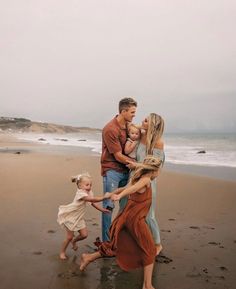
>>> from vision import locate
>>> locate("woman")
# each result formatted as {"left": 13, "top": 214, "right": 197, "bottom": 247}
{"left": 128, "top": 113, "right": 165, "bottom": 256}
{"left": 80, "top": 156, "right": 163, "bottom": 289}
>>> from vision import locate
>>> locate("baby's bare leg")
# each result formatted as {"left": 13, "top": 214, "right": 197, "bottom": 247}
{"left": 80, "top": 251, "right": 102, "bottom": 271}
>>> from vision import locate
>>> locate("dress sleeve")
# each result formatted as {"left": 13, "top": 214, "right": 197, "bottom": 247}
{"left": 74, "top": 190, "right": 88, "bottom": 201}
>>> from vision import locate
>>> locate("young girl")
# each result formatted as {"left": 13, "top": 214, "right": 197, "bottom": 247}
{"left": 124, "top": 123, "right": 141, "bottom": 160}
{"left": 80, "top": 156, "right": 163, "bottom": 289}
{"left": 57, "top": 173, "right": 110, "bottom": 260}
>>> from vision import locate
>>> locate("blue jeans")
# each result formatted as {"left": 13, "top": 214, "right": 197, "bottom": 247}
{"left": 102, "top": 170, "right": 129, "bottom": 242}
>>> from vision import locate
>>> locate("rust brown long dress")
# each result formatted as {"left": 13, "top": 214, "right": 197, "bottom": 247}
{"left": 99, "top": 184, "right": 156, "bottom": 271}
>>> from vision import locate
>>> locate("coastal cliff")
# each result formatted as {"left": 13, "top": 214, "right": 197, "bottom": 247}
{"left": 0, "top": 117, "right": 100, "bottom": 133}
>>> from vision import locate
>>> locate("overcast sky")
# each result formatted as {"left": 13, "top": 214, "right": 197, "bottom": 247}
{"left": 0, "top": 0, "right": 235, "bottom": 132}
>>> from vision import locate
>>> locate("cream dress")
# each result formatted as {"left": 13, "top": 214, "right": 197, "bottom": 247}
{"left": 57, "top": 189, "right": 93, "bottom": 231}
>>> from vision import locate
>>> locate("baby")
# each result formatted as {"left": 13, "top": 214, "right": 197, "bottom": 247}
{"left": 124, "top": 123, "right": 141, "bottom": 160}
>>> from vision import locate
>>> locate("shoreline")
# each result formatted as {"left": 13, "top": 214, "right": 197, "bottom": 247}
{"left": 1, "top": 132, "right": 236, "bottom": 182}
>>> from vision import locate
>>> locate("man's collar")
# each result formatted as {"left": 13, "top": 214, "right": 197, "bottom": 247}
{"left": 115, "top": 115, "right": 127, "bottom": 130}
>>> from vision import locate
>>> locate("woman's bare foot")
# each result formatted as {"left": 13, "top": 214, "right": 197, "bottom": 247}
{"left": 80, "top": 253, "right": 91, "bottom": 271}
{"left": 59, "top": 252, "right": 68, "bottom": 260}
{"left": 72, "top": 240, "right": 78, "bottom": 251}
{"left": 156, "top": 244, "right": 162, "bottom": 256}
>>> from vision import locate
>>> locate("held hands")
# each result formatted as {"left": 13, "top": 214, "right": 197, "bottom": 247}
{"left": 126, "top": 159, "right": 137, "bottom": 170}
{"left": 111, "top": 194, "right": 121, "bottom": 202}
{"left": 103, "top": 191, "right": 120, "bottom": 202}
{"left": 103, "top": 192, "right": 113, "bottom": 199}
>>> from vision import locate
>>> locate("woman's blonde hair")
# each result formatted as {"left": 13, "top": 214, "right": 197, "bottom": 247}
{"left": 71, "top": 172, "right": 91, "bottom": 187}
{"left": 130, "top": 155, "right": 162, "bottom": 185}
{"left": 146, "top": 113, "right": 164, "bottom": 155}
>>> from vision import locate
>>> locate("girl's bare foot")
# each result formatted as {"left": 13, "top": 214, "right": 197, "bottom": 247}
{"left": 72, "top": 240, "right": 78, "bottom": 251}
{"left": 156, "top": 244, "right": 162, "bottom": 256}
{"left": 59, "top": 252, "right": 68, "bottom": 260}
{"left": 80, "top": 253, "right": 91, "bottom": 271}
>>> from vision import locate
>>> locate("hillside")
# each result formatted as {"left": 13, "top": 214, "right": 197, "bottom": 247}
{"left": 0, "top": 117, "right": 100, "bottom": 133}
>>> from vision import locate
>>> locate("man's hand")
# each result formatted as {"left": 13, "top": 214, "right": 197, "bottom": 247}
{"left": 126, "top": 160, "right": 137, "bottom": 170}
{"left": 101, "top": 208, "right": 112, "bottom": 214}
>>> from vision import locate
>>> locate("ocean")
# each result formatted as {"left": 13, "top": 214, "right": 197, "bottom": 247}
{"left": 14, "top": 132, "right": 236, "bottom": 169}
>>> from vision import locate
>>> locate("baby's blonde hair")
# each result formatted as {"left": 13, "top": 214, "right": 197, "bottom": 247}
{"left": 128, "top": 123, "right": 141, "bottom": 135}
{"left": 130, "top": 155, "right": 162, "bottom": 185}
{"left": 71, "top": 172, "right": 91, "bottom": 188}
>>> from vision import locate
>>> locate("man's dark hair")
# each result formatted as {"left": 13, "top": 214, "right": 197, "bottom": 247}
{"left": 119, "top": 97, "right": 137, "bottom": 113}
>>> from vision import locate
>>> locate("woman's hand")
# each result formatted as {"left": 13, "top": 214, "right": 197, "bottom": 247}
{"left": 126, "top": 160, "right": 137, "bottom": 170}
{"left": 111, "top": 194, "right": 121, "bottom": 202}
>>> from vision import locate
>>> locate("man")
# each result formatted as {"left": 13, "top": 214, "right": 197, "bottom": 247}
{"left": 101, "top": 97, "right": 137, "bottom": 242}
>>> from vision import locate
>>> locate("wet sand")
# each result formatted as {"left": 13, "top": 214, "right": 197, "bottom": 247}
{"left": 0, "top": 134, "right": 236, "bottom": 289}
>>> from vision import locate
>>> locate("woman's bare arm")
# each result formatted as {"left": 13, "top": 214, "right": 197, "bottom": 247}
{"left": 111, "top": 177, "right": 150, "bottom": 201}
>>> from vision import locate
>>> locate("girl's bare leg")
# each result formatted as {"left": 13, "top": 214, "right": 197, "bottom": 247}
{"left": 60, "top": 228, "right": 74, "bottom": 260}
{"left": 79, "top": 251, "right": 102, "bottom": 271}
{"left": 142, "top": 263, "right": 155, "bottom": 289}
{"left": 155, "top": 244, "right": 162, "bottom": 256}
{"left": 72, "top": 227, "right": 88, "bottom": 251}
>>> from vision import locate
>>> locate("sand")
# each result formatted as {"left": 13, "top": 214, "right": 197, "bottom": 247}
{"left": 0, "top": 134, "right": 236, "bottom": 289}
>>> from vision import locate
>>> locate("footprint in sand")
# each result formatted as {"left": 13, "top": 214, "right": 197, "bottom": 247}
{"left": 156, "top": 254, "right": 173, "bottom": 264}
{"left": 47, "top": 229, "right": 56, "bottom": 233}
{"left": 208, "top": 241, "right": 221, "bottom": 246}
{"left": 161, "top": 229, "right": 171, "bottom": 233}
{"left": 58, "top": 273, "right": 66, "bottom": 278}
{"left": 92, "top": 223, "right": 99, "bottom": 226}
{"left": 32, "top": 251, "right": 42, "bottom": 255}
{"left": 168, "top": 218, "right": 176, "bottom": 221}
{"left": 219, "top": 266, "right": 228, "bottom": 271}
{"left": 189, "top": 226, "right": 200, "bottom": 230}
{"left": 202, "top": 268, "right": 208, "bottom": 274}
{"left": 203, "top": 226, "right": 215, "bottom": 230}
{"left": 215, "top": 275, "right": 225, "bottom": 280}
{"left": 57, "top": 271, "right": 79, "bottom": 279}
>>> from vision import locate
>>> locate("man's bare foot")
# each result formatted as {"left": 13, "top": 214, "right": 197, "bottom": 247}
{"left": 72, "top": 240, "right": 78, "bottom": 251}
{"left": 142, "top": 286, "right": 155, "bottom": 289}
{"left": 59, "top": 252, "right": 68, "bottom": 260}
{"left": 79, "top": 253, "right": 91, "bottom": 271}
{"left": 156, "top": 244, "right": 163, "bottom": 256}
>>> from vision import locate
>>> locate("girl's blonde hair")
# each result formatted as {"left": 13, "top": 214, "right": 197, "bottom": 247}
{"left": 130, "top": 155, "right": 162, "bottom": 185}
{"left": 71, "top": 172, "right": 91, "bottom": 187}
{"left": 146, "top": 113, "right": 164, "bottom": 155}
